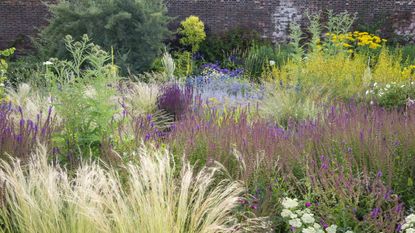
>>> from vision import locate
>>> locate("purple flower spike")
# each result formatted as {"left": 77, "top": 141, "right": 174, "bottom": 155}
{"left": 370, "top": 207, "right": 381, "bottom": 219}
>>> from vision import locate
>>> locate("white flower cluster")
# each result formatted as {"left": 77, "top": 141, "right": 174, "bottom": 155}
{"left": 280, "top": 197, "right": 353, "bottom": 233}
{"left": 401, "top": 214, "right": 415, "bottom": 233}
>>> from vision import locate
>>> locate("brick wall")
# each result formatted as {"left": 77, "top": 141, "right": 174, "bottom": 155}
{"left": 0, "top": 0, "right": 414, "bottom": 50}
{"left": 166, "top": 0, "right": 415, "bottom": 42}
{"left": 0, "top": 0, "right": 56, "bottom": 51}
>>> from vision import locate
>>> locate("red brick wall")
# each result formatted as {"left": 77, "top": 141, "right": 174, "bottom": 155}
{"left": 0, "top": 0, "right": 56, "bottom": 50}
{"left": 0, "top": 0, "right": 414, "bottom": 50}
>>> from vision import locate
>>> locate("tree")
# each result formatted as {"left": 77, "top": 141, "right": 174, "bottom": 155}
{"left": 37, "top": 0, "right": 170, "bottom": 74}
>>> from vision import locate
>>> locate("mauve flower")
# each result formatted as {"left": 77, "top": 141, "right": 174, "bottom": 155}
{"left": 396, "top": 224, "right": 402, "bottom": 232}
{"left": 377, "top": 170, "right": 383, "bottom": 178}
{"left": 305, "top": 202, "right": 312, "bottom": 208}
{"left": 370, "top": 207, "right": 381, "bottom": 219}
{"left": 144, "top": 133, "right": 151, "bottom": 142}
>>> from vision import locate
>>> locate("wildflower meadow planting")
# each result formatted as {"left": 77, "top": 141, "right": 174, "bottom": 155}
{"left": 1, "top": 1, "right": 415, "bottom": 232}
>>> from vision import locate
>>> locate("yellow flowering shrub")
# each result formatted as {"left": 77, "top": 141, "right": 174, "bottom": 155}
{"left": 373, "top": 48, "right": 408, "bottom": 83}
{"left": 402, "top": 65, "right": 415, "bottom": 79}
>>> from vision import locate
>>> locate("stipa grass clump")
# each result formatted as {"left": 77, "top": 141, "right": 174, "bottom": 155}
{"left": 0, "top": 144, "right": 269, "bottom": 233}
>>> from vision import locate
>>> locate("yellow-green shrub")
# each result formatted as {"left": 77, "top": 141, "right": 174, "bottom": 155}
{"left": 373, "top": 48, "right": 408, "bottom": 83}
{"left": 0, "top": 47, "right": 15, "bottom": 97}
{"left": 178, "top": 15, "right": 206, "bottom": 53}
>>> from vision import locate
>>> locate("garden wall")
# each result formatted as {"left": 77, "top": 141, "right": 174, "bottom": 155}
{"left": 0, "top": 0, "right": 56, "bottom": 50}
{"left": 0, "top": 0, "right": 414, "bottom": 49}
{"left": 166, "top": 0, "right": 415, "bottom": 42}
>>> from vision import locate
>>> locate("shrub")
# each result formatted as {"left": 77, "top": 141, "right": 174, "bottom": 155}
{"left": 6, "top": 56, "right": 44, "bottom": 88}
{"left": 37, "top": 0, "right": 170, "bottom": 74}
{"left": 178, "top": 15, "right": 206, "bottom": 53}
{"left": 0, "top": 144, "right": 269, "bottom": 233}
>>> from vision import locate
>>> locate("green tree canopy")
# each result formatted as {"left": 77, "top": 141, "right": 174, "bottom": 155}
{"left": 37, "top": 0, "right": 171, "bottom": 74}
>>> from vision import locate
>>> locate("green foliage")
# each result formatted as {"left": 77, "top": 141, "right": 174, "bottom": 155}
{"left": 401, "top": 45, "right": 415, "bottom": 64}
{"left": 47, "top": 35, "right": 119, "bottom": 162}
{"left": 7, "top": 56, "right": 43, "bottom": 88}
{"left": 0, "top": 47, "right": 15, "bottom": 97}
{"left": 199, "top": 28, "right": 260, "bottom": 68}
{"left": 37, "top": 0, "right": 170, "bottom": 75}
{"left": 326, "top": 10, "right": 356, "bottom": 35}
{"left": 306, "top": 12, "right": 322, "bottom": 53}
{"left": 288, "top": 22, "right": 304, "bottom": 62}
{"left": 324, "top": 11, "right": 356, "bottom": 55}
{"left": 177, "top": 15, "right": 206, "bottom": 53}
{"left": 244, "top": 44, "right": 290, "bottom": 82}
{"left": 173, "top": 51, "right": 194, "bottom": 78}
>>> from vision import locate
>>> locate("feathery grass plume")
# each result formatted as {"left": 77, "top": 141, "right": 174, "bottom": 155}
{"left": 121, "top": 81, "right": 160, "bottom": 116}
{"left": 259, "top": 84, "right": 324, "bottom": 127}
{"left": 0, "top": 144, "right": 268, "bottom": 233}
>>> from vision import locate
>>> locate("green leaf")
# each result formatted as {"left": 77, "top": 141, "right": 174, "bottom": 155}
{"left": 408, "top": 177, "right": 413, "bottom": 187}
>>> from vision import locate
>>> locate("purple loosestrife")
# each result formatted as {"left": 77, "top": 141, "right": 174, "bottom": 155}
{"left": 0, "top": 102, "right": 54, "bottom": 161}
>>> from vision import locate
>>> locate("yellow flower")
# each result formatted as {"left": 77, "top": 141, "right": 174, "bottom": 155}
{"left": 369, "top": 43, "right": 380, "bottom": 49}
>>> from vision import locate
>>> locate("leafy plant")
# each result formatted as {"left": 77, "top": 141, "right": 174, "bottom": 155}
{"left": 46, "top": 35, "right": 120, "bottom": 163}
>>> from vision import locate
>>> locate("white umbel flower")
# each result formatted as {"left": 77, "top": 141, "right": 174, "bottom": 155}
{"left": 326, "top": 225, "right": 338, "bottom": 233}
{"left": 301, "top": 213, "right": 315, "bottom": 224}
{"left": 289, "top": 218, "right": 302, "bottom": 228}
{"left": 282, "top": 197, "right": 299, "bottom": 209}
